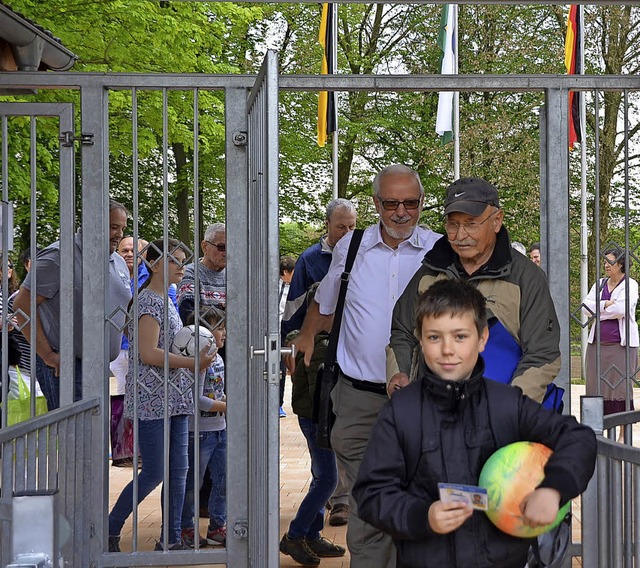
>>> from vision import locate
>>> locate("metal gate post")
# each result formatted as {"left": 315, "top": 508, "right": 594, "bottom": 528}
{"left": 81, "top": 83, "right": 110, "bottom": 566}
{"left": 225, "top": 83, "right": 251, "bottom": 568}
{"left": 581, "top": 396, "right": 603, "bottom": 568}
{"left": 541, "top": 88, "right": 571, "bottom": 406}
{"left": 244, "top": 50, "right": 280, "bottom": 568}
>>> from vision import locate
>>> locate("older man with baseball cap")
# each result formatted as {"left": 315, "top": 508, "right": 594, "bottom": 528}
{"left": 386, "top": 177, "right": 562, "bottom": 405}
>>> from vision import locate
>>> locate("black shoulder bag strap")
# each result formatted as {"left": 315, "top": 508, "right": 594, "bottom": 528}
{"left": 325, "top": 228, "right": 364, "bottom": 370}
{"left": 313, "top": 228, "right": 364, "bottom": 448}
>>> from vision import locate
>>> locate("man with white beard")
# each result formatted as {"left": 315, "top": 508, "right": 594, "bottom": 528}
{"left": 292, "top": 165, "right": 440, "bottom": 568}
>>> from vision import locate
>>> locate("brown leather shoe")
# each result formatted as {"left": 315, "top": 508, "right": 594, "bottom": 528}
{"left": 328, "top": 503, "right": 349, "bottom": 526}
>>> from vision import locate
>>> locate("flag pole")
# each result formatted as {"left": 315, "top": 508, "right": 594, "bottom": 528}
{"left": 578, "top": 6, "right": 588, "bottom": 371}
{"left": 332, "top": 3, "right": 339, "bottom": 199}
{"left": 453, "top": 4, "right": 460, "bottom": 179}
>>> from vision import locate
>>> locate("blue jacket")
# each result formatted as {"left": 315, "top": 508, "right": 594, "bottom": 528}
{"left": 281, "top": 237, "right": 333, "bottom": 341}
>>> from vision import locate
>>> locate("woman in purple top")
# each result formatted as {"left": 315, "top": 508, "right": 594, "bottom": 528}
{"left": 582, "top": 247, "right": 639, "bottom": 415}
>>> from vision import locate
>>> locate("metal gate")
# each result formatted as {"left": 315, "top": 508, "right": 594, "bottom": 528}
{"left": 0, "top": 52, "right": 280, "bottom": 567}
{"left": 1, "top": 60, "right": 640, "bottom": 567}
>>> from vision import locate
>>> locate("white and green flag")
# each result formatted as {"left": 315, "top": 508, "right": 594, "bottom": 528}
{"left": 435, "top": 4, "right": 457, "bottom": 145}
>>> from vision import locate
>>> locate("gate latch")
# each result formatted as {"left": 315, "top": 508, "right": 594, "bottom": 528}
{"left": 233, "top": 520, "right": 248, "bottom": 539}
{"left": 59, "top": 131, "right": 94, "bottom": 147}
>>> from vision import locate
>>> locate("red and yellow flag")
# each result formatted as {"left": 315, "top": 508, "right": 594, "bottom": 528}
{"left": 318, "top": 3, "right": 337, "bottom": 147}
{"left": 564, "top": 5, "right": 582, "bottom": 150}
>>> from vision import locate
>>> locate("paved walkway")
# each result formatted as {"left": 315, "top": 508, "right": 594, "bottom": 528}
{"left": 110, "top": 383, "right": 598, "bottom": 567}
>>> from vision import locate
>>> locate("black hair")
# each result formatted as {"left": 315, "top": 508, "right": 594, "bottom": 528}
{"left": 415, "top": 279, "right": 487, "bottom": 337}
{"left": 185, "top": 305, "right": 226, "bottom": 332}
{"left": 529, "top": 242, "right": 540, "bottom": 254}
{"left": 604, "top": 246, "right": 627, "bottom": 274}
{"left": 20, "top": 247, "right": 38, "bottom": 269}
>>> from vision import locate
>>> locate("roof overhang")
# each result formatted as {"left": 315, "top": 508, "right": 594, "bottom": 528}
{"left": 0, "top": 3, "right": 77, "bottom": 72}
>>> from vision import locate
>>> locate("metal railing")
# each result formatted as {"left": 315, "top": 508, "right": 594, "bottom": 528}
{"left": 581, "top": 396, "right": 640, "bottom": 568}
{"left": 0, "top": 397, "right": 99, "bottom": 567}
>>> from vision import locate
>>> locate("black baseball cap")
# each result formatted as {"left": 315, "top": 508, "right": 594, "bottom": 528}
{"left": 444, "top": 178, "right": 500, "bottom": 216}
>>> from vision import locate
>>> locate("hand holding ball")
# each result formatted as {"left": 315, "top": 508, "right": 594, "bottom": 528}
{"left": 171, "top": 325, "right": 214, "bottom": 357}
{"left": 478, "top": 441, "right": 570, "bottom": 538}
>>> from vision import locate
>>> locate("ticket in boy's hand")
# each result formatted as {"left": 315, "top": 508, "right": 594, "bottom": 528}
{"left": 437, "top": 483, "right": 488, "bottom": 511}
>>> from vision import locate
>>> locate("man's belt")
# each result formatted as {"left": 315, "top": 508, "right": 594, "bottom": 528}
{"left": 338, "top": 367, "right": 387, "bottom": 396}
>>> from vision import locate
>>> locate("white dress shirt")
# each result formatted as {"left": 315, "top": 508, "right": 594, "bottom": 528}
{"left": 315, "top": 223, "right": 440, "bottom": 383}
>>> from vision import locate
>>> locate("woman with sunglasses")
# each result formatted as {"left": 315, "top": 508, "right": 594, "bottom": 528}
{"left": 108, "top": 238, "right": 215, "bottom": 552}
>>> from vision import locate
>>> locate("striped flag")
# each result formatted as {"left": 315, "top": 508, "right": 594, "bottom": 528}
{"left": 564, "top": 5, "right": 582, "bottom": 150}
{"left": 318, "top": 3, "right": 337, "bottom": 147}
{"left": 435, "top": 4, "right": 457, "bottom": 145}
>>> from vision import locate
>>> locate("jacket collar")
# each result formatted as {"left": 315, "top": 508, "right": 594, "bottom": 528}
{"left": 422, "top": 226, "right": 513, "bottom": 280}
{"left": 421, "top": 357, "right": 485, "bottom": 413}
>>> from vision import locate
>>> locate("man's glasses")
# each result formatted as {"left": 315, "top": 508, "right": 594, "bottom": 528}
{"left": 206, "top": 241, "right": 226, "bottom": 252}
{"left": 378, "top": 197, "right": 422, "bottom": 211}
{"left": 444, "top": 209, "right": 500, "bottom": 237}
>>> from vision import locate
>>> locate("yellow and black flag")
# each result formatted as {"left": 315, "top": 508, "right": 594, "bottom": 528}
{"left": 564, "top": 5, "right": 582, "bottom": 150}
{"left": 318, "top": 3, "right": 337, "bottom": 147}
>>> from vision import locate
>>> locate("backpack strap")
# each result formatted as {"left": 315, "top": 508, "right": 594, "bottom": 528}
{"left": 393, "top": 385, "right": 424, "bottom": 486}
{"left": 485, "top": 378, "right": 520, "bottom": 448}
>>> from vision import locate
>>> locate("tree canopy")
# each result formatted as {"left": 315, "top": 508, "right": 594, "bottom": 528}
{"left": 1, "top": 1, "right": 639, "bottom": 282}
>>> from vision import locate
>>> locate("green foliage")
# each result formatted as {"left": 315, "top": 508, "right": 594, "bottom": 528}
{"left": 279, "top": 221, "right": 322, "bottom": 258}
{"left": 2, "top": 0, "right": 263, "bottom": 249}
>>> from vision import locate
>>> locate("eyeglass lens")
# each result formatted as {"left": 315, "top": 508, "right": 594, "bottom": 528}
{"left": 380, "top": 199, "right": 421, "bottom": 211}
{"left": 209, "top": 242, "right": 226, "bottom": 252}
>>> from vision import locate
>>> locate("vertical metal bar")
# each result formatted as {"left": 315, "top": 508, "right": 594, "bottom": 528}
{"left": 37, "top": 426, "right": 47, "bottom": 489}
{"left": 635, "top": 464, "right": 640, "bottom": 568}
{"left": 192, "top": 87, "right": 202, "bottom": 547}
{"left": 29, "top": 115, "right": 37, "bottom": 410}
{"left": 161, "top": 86, "right": 170, "bottom": 550}
{"left": 225, "top": 84, "right": 250, "bottom": 567}
{"left": 593, "top": 90, "right": 602, "bottom": 395}
{"left": 1, "top": 118, "right": 9, "bottom": 419}
{"left": 245, "top": 49, "right": 280, "bottom": 568}
{"left": 1, "top": 116, "right": 7, "bottom": 428}
{"left": 80, "top": 82, "right": 109, "bottom": 563}
{"left": 538, "top": 106, "right": 547, "bottom": 276}
{"left": 58, "top": 104, "right": 76, "bottom": 408}
{"left": 131, "top": 86, "right": 140, "bottom": 552}
{"left": 621, "top": 90, "right": 633, "bottom": 568}
{"left": 264, "top": 52, "right": 281, "bottom": 568}
{"left": 542, "top": 88, "right": 570, "bottom": 407}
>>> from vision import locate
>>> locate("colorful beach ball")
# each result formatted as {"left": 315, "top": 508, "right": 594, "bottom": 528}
{"left": 478, "top": 441, "right": 570, "bottom": 538}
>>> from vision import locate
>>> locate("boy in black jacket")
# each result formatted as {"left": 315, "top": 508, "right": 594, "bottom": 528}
{"left": 353, "top": 280, "right": 596, "bottom": 568}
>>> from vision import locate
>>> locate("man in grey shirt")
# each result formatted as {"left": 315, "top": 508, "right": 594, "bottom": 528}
{"left": 13, "top": 199, "right": 131, "bottom": 410}
{"left": 177, "top": 222, "right": 226, "bottom": 323}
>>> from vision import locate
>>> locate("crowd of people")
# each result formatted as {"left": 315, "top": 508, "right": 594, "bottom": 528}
{"left": 1, "top": 204, "right": 230, "bottom": 552}
{"left": 0, "top": 163, "right": 630, "bottom": 566}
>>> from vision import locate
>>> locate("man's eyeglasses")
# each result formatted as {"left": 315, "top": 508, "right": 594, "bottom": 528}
{"left": 378, "top": 197, "right": 422, "bottom": 211}
{"left": 444, "top": 209, "right": 500, "bottom": 237}
{"left": 206, "top": 241, "right": 226, "bottom": 252}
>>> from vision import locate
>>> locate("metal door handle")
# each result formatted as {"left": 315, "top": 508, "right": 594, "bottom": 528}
{"left": 250, "top": 341, "right": 296, "bottom": 358}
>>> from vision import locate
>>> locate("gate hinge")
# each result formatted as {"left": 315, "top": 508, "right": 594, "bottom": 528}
{"left": 59, "top": 131, "right": 94, "bottom": 147}
{"left": 232, "top": 131, "right": 248, "bottom": 146}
